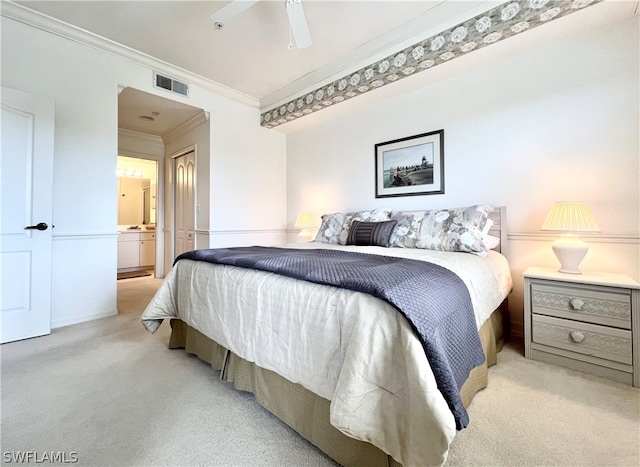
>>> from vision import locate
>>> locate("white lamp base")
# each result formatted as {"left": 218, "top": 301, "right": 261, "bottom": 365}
{"left": 551, "top": 236, "right": 589, "bottom": 274}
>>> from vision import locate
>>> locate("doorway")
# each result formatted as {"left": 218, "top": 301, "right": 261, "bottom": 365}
{"left": 117, "top": 86, "right": 205, "bottom": 312}
{"left": 116, "top": 155, "right": 158, "bottom": 280}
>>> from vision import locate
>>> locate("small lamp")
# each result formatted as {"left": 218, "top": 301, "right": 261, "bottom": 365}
{"left": 540, "top": 202, "right": 600, "bottom": 274}
{"left": 294, "top": 212, "right": 316, "bottom": 238}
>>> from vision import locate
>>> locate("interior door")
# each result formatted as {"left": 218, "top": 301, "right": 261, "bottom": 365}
{"left": 174, "top": 151, "right": 195, "bottom": 257}
{"left": 1, "top": 87, "right": 55, "bottom": 343}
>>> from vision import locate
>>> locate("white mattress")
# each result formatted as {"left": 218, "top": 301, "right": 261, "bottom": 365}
{"left": 142, "top": 244, "right": 512, "bottom": 466}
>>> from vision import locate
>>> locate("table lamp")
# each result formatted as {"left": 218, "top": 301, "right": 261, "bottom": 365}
{"left": 294, "top": 212, "right": 316, "bottom": 238}
{"left": 540, "top": 202, "right": 600, "bottom": 274}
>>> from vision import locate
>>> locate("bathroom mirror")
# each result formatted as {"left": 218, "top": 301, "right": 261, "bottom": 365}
{"left": 118, "top": 177, "right": 151, "bottom": 225}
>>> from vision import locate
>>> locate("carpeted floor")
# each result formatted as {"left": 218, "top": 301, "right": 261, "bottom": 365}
{"left": 116, "top": 275, "right": 164, "bottom": 315}
{"left": 1, "top": 277, "right": 639, "bottom": 466}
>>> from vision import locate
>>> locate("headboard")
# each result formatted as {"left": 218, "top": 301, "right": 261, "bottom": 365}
{"left": 488, "top": 206, "right": 508, "bottom": 259}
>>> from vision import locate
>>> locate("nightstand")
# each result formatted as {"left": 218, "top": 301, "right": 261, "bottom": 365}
{"left": 523, "top": 266, "right": 639, "bottom": 387}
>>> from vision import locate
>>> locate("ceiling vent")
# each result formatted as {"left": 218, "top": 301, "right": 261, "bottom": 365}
{"left": 153, "top": 72, "right": 189, "bottom": 97}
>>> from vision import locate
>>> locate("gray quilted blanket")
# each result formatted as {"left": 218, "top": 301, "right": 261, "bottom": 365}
{"left": 176, "top": 246, "right": 485, "bottom": 429}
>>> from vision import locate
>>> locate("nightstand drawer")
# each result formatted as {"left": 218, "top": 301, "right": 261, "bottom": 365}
{"left": 532, "top": 314, "right": 632, "bottom": 365}
{"left": 531, "top": 282, "right": 631, "bottom": 329}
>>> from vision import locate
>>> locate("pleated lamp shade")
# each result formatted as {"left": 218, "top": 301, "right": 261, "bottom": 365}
{"left": 541, "top": 202, "right": 600, "bottom": 233}
{"left": 294, "top": 212, "right": 316, "bottom": 238}
{"left": 541, "top": 202, "right": 600, "bottom": 274}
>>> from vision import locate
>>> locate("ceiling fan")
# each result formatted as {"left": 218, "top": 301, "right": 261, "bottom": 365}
{"left": 210, "top": 0, "right": 312, "bottom": 49}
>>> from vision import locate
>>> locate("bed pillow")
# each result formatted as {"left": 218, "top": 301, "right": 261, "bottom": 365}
{"left": 314, "top": 209, "right": 392, "bottom": 244}
{"left": 483, "top": 234, "right": 501, "bottom": 251}
{"left": 314, "top": 212, "right": 346, "bottom": 244}
{"left": 338, "top": 209, "right": 392, "bottom": 245}
{"left": 416, "top": 205, "right": 495, "bottom": 255}
{"left": 346, "top": 220, "right": 398, "bottom": 247}
{"left": 388, "top": 210, "right": 427, "bottom": 248}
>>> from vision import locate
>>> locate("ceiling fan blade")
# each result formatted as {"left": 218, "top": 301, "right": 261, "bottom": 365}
{"left": 210, "top": 0, "right": 260, "bottom": 26}
{"left": 286, "top": 0, "right": 312, "bottom": 49}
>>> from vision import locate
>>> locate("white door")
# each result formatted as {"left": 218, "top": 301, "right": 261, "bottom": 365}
{"left": 174, "top": 151, "right": 195, "bottom": 257}
{"left": 1, "top": 87, "right": 54, "bottom": 343}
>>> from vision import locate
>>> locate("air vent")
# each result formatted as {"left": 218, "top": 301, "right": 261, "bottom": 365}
{"left": 153, "top": 72, "right": 189, "bottom": 97}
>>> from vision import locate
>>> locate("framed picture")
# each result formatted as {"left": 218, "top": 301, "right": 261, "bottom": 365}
{"left": 375, "top": 130, "right": 444, "bottom": 198}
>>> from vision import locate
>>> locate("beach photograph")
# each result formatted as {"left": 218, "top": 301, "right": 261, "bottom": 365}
{"left": 382, "top": 142, "right": 434, "bottom": 188}
{"left": 375, "top": 129, "right": 444, "bottom": 198}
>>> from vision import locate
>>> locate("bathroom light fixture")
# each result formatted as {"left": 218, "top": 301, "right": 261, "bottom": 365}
{"left": 116, "top": 169, "right": 143, "bottom": 177}
{"left": 540, "top": 202, "right": 600, "bottom": 274}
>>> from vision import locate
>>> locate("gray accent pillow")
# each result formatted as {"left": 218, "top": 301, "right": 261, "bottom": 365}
{"left": 346, "top": 220, "right": 398, "bottom": 247}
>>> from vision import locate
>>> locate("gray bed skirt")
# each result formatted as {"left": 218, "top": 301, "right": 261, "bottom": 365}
{"left": 167, "top": 306, "right": 506, "bottom": 467}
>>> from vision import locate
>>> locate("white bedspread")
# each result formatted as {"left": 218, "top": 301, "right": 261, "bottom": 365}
{"left": 141, "top": 244, "right": 512, "bottom": 466}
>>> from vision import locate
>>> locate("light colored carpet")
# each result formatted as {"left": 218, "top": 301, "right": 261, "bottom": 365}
{"left": 116, "top": 275, "right": 164, "bottom": 315}
{"left": 447, "top": 343, "right": 640, "bottom": 467}
{"left": 1, "top": 277, "right": 639, "bottom": 467}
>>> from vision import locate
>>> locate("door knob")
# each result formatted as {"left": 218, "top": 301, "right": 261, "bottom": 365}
{"left": 24, "top": 222, "right": 48, "bottom": 231}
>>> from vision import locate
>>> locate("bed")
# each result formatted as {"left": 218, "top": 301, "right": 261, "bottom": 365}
{"left": 142, "top": 205, "right": 512, "bottom": 467}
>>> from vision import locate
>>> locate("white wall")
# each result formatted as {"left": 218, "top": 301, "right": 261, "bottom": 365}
{"left": 285, "top": 17, "right": 640, "bottom": 336}
{"left": 1, "top": 16, "right": 287, "bottom": 328}
{"left": 208, "top": 99, "right": 288, "bottom": 247}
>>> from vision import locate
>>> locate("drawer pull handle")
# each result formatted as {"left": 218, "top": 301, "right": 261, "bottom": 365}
{"left": 569, "top": 330, "right": 585, "bottom": 343}
{"left": 569, "top": 298, "right": 584, "bottom": 311}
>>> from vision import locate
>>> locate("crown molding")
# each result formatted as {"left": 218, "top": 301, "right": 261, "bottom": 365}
{"left": 163, "top": 111, "right": 209, "bottom": 143}
{"left": 259, "top": 0, "right": 633, "bottom": 129}
{"left": 260, "top": 0, "right": 504, "bottom": 111}
{"left": 4, "top": 0, "right": 634, "bottom": 131}
{"left": 118, "top": 128, "right": 165, "bottom": 156}
{"left": 1, "top": 1, "right": 259, "bottom": 109}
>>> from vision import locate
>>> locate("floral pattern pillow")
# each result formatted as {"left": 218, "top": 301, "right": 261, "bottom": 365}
{"left": 314, "top": 209, "right": 391, "bottom": 244}
{"left": 389, "top": 210, "right": 427, "bottom": 248}
{"left": 416, "top": 205, "right": 495, "bottom": 255}
{"left": 314, "top": 212, "right": 346, "bottom": 244}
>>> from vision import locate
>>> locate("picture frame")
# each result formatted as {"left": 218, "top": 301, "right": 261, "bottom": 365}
{"left": 375, "top": 129, "right": 444, "bottom": 198}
